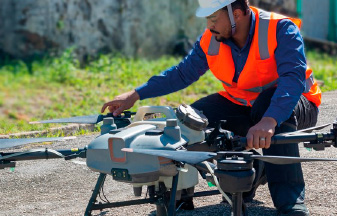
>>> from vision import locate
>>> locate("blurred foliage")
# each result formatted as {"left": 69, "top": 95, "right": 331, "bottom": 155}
{"left": 0, "top": 48, "right": 336, "bottom": 134}
{"left": 306, "top": 50, "right": 337, "bottom": 91}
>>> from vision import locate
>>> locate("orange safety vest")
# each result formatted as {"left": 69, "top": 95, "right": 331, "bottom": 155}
{"left": 200, "top": 6, "right": 321, "bottom": 107}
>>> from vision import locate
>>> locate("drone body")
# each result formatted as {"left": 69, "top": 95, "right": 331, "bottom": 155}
{"left": 87, "top": 106, "right": 206, "bottom": 194}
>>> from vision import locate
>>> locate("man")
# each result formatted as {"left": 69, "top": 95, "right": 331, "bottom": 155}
{"left": 101, "top": 0, "right": 321, "bottom": 215}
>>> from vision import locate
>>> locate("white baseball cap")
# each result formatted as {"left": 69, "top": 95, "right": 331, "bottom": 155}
{"left": 196, "top": 0, "right": 237, "bottom": 17}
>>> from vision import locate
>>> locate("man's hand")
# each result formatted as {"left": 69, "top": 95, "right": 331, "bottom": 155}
{"left": 101, "top": 90, "right": 140, "bottom": 116}
{"left": 246, "top": 117, "right": 277, "bottom": 150}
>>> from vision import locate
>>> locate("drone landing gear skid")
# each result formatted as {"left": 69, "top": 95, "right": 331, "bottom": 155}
{"left": 84, "top": 173, "right": 182, "bottom": 216}
{"left": 84, "top": 168, "right": 248, "bottom": 216}
{"left": 84, "top": 173, "right": 162, "bottom": 215}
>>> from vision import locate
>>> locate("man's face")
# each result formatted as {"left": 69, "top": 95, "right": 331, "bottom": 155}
{"left": 206, "top": 9, "right": 232, "bottom": 42}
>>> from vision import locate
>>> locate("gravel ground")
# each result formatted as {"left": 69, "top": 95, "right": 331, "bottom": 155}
{"left": 0, "top": 91, "right": 337, "bottom": 216}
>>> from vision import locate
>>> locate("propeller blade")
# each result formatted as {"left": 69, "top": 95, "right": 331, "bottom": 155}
{"left": 0, "top": 137, "right": 76, "bottom": 149}
{"left": 280, "top": 121, "right": 336, "bottom": 135}
{"left": 297, "top": 122, "right": 334, "bottom": 133}
{"left": 30, "top": 111, "right": 136, "bottom": 125}
{"left": 251, "top": 155, "right": 337, "bottom": 165}
{"left": 30, "top": 114, "right": 110, "bottom": 124}
{"left": 122, "top": 148, "right": 217, "bottom": 165}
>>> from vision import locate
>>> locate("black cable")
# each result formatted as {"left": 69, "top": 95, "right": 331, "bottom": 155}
{"left": 101, "top": 180, "right": 110, "bottom": 203}
{"left": 98, "top": 188, "right": 105, "bottom": 202}
{"left": 96, "top": 175, "right": 109, "bottom": 203}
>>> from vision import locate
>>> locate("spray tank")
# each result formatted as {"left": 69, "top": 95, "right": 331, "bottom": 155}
{"left": 86, "top": 105, "right": 208, "bottom": 196}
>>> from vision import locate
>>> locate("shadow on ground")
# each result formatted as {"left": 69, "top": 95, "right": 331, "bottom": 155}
{"left": 145, "top": 201, "right": 277, "bottom": 216}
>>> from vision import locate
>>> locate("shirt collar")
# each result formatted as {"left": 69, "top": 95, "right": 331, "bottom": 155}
{"left": 224, "top": 9, "right": 256, "bottom": 51}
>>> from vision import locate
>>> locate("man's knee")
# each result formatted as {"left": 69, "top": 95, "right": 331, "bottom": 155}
{"left": 295, "top": 96, "right": 318, "bottom": 130}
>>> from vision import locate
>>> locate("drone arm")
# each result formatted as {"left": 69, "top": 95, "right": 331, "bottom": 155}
{"left": 232, "top": 131, "right": 336, "bottom": 151}
{"left": 185, "top": 141, "right": 219, "bottom": 152}
{"left": 272, "top": 132, "right": 333, "bottom": 145}
{"left": 272, "top": 132, "right": 336, "bottom": 151}
{"left": 0, "top": 148, "right": 87, "bottom": 162}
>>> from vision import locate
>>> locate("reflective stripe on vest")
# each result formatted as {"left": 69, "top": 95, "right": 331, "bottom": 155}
{"left": 227, "top": 92, "right": 256, "bottom": 106}
{"left": 208, "top": 36, "right": 220, "bottom": 56}
{"left": 220, "top": 74, "right": 278, "bottom": 93}
{"left": 220, "top": 79, "right": 232, "bottom": 87}
{"left": 245, "top": 79, "right": 278, "bottom": 93}
{"left": 258, "top": 10, "right": 271, "bottom": 60}
{"left": 227, "top": 92, "right": 248, "bottom": 106}
{"left": 304, "top": 74, "right": 315, "bottom": 93}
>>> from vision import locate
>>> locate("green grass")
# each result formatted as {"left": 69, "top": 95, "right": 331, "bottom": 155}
{"left": 0, "top": 49, "right": 336, "bottom": 135}
{"left": 306, "top": 51, "right": 337, "bottom": 91}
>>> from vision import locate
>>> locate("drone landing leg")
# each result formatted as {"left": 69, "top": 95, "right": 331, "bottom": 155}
{"left": 231, "top": 192, "right": 247, "bottom": 216}
{"left": 167, "top": 172, "right": 180, "bottom": 216}
{"left": 84, "top": 173, "right": 107, "bottom": 216}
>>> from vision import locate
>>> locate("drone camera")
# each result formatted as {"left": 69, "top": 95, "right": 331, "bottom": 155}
{"left": 111, "top": 168, "right": 132, "bottom": 181}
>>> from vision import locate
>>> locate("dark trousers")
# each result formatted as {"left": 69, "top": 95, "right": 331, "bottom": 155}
{"left": 191, "top": 87, "right": 318, "bottom": 209}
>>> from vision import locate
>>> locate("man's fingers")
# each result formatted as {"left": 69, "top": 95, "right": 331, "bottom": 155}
{"left": 101, "top": 102, "right": 115, "bottom": 113}
{"left": 246, "top": 133, "right": 253, "bottom": 149}
{"left": 101, "top": 101, "right": 121, "bottom": 113}
{"left": 253, "top": 134, "right": 260, "bottom": 149}
{"left": 113, "top": 106, "right": 126, "bottom": 117}
{"left": 101, "top": 103, "right": 108, "bottom": 113}
{"left": 259, "top": 138, "right": 266, "bottom": 149}
{"left": 108, "top": 105, "right": 119, "bottom": 113}
{"left": 245, "top": 117, "right": 276, "bottom": 150}
{"left": 265, "top": 136, "right": 272, "bottom": 149}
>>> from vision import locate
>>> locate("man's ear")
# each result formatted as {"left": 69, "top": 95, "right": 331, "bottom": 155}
{"left": 233, "top": 9, "right": 243, "bottom": 20}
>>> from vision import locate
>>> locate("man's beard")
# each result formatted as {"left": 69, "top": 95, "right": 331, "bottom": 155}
{"left": 215, "top": 36, "right": 226, "bottom": 42}
{"left": 210, "top": 29, "right": 229, "bottom": 42}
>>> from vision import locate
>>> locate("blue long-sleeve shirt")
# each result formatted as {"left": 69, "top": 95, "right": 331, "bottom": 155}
{"left": 136, "top": 10, "right": 307, "bottom": 125}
